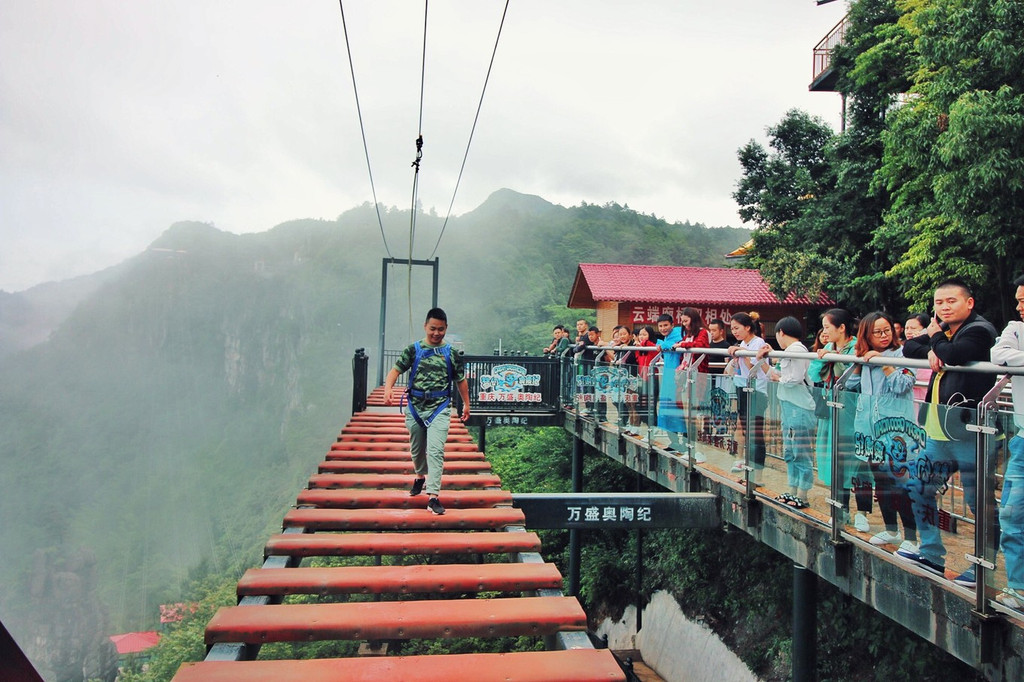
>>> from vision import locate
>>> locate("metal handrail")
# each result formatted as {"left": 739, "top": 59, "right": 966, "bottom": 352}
{"left": 812, "top": 15, "right": 850, "bottom": 82}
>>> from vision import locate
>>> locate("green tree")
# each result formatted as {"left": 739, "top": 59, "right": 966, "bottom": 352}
{"left": 733, "top": 109, "right": 838, "bottom": 304}
{"left": 879, "top": 0, "right": 1024, "bottom": 320}
{"left": 735, "top": 0, "right": 918, "bottom": 313}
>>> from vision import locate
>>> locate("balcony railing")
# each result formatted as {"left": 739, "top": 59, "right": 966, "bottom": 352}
{"left": 811, "top": 15, "right": 850, "bottom": 91}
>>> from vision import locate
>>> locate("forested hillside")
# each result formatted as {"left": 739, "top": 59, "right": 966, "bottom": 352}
{"left": 0, "top": 189, "right": 748, "bottom": 677}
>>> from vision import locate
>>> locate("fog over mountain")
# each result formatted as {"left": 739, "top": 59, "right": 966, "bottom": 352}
{"left": 0, "top": 189, "right": 748, "bottom": 674}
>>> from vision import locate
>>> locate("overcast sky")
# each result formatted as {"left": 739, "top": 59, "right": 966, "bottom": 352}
{"left": 0, "top": 1, "right": 847, "bottom": 293}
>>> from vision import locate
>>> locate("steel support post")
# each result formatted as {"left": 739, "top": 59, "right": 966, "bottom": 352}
{"left": 377, "top": 260, "right": 388, "bottom": 387}
{"left": 792, "top": 563, "right": 817, "bottom": 682}
{"left": 568, "top": 436, "right": 584, "bottom": 596}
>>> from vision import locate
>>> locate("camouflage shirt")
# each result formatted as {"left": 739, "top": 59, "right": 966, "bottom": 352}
{"left": 394, "top": 341, "right": 465, "bottom": 413}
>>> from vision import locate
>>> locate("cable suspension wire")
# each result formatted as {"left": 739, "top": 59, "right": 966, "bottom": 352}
{"left": 407, "top": 0, "right": 429, "bottom": 337}
{"left": 429, "top": 0, "right": 510, "bottom": 259}
{"left": 338, "top": 0, "right": 394, "bottom": 259}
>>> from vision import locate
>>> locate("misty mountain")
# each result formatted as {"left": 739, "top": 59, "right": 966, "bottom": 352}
{"left": 0, "top": 189, "right": 748, "bottom": 669}
{"left": 0, "top": 265, "right": 126, "bottom": 359}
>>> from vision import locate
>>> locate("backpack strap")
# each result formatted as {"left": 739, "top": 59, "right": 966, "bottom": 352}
{"left": 405, "top": 342, "right": 455, "bottom": 428}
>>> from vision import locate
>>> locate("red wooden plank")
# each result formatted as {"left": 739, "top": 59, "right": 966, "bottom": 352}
{"left": 264, "top": 531, "right": 540, "bottom": 558}
{"left": 342, "top": 423, "right": 471, "bottom": 432}
{"left": 338, "top": 428, "right": 474, "bottom": 439}
{"left": 295, "top": 489, "right": 512, "bottom": 509}
{"left": 205, "top": 596, "right": 587, "bottom": 645}
{"left": 334, "top": 433, "right": 411, "bottom": 443}
{"left": 317, "top": 460, "right": 492, "bottom": 474}
{"left": 307, "top": 473, "right": 502, "bottom": 489}
{"left": 341, "top": 426, "right": 421, "bottom": 435}
{"left": 282, "top": 507, "right": 524, "bottom": 531}
{"left": 173, "top": 649, "right": 625, "bottom": 682}
{"left": 331, "top": 441, "right": 480, "bottom": 452}
{"left": 324, "top": 450, "right": 485, "bottom": 461}
{"left": 236, "top": 562, "right": 563, "bottom": 597}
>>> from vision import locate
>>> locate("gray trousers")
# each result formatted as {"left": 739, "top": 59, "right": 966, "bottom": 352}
{"left": 406, "top": 408, "right": 451, "bottom": 496}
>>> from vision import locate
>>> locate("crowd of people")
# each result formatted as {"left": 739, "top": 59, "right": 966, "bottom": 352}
{"left": 563, "top": 276, "right": 1024, "bottom": 611}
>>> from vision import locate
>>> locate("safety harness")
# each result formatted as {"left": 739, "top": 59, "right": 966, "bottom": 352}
{"left": 403, "top": 341, "right": 455, "bottom": 428}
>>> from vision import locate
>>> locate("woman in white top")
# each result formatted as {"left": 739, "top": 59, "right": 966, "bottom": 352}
{"left": 758, "top": 316, "right": 815, "bottom": 507}
{"left": 727, "top": 312, "right": 769, "bottom": 485}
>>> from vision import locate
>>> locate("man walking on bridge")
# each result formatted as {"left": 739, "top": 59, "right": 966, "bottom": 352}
{"left": 383, "top": 308, "right": 470, "bottom": 515}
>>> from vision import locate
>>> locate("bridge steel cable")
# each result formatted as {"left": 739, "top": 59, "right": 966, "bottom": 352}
{"left": 407, "top": 0, "right": 429, "bottom": 336}
{"left": 337, "top": 0, "right": 394, "bottom": 259}
{"left": 429, "top": 0, "right": 510, "bottom": 259}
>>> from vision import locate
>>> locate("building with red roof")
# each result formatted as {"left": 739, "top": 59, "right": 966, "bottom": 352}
{"left": 109, "top": 631, "right": 160, "bottom": 669}
{"left": 568, "top": 263, "right": 832, "bottom": 337}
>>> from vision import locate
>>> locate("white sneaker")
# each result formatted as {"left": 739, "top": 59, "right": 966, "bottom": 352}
{"left": 730, "top": 460, "right": 744, "bottom": 473}
{"left": 897, "top": 540, "right": 919, "bottom": 555}
{"left": 996, "top": 587, "right": 1024, "bottom": 611}
{"left": 853, "top": 512, "right": 871, "bottom": 533}
{"left": 694, "top": 452, "right": 707, "bottom": 463}
{"left": 869, "top": 530, "right": 901, "bottom": 546}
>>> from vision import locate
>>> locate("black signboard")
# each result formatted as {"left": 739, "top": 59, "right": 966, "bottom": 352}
{"left": 511, "top": 493, "right": 720, "bottom": 529}
{"left": 461, "top": 355, "right": 563, "bottom": 426}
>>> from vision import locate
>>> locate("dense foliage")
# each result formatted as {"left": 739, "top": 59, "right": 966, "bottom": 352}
{"left": 736, "top": 0, "right": 1024, "bottom": 324}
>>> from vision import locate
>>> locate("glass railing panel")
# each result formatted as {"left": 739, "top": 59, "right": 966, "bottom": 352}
{"left": 843, "top": 378, "right": 920, "bottom": 548}
{"left": 646, "top": 359, "right": 685, "bottom": 451}
{"left": 858, "top": 391, "right": 982, "bottom": 583}
{"left": 733, "top": 376, "right": 769, "bottom": 487}
{"left": 572, "top": 356, "right": 600, "bottom": 420}
{"left": 693, "top": 369, "right": 740, "bottom": 466}
{"left": 627, "top": 346, "right": 661, "bottom": 441}
{"left": 598, "top": 358, "right": 637, "bottom": 431}
{"left": 990, "top": 405, "right": 1023, "bottom": 614}
{"left": 760, "top": 373, "right": 820, "bottom": 515}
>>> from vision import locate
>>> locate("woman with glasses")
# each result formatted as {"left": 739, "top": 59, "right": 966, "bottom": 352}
{"left": 846, "top": 312, "right": 919, "bottom": 553}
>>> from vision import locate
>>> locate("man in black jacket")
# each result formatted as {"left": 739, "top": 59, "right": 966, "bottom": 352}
{"left": 894, "top": 280, "right": 998, "bottom": 586}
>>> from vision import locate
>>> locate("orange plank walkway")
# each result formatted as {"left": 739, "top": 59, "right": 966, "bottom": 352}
{"left": 173, "top": 397, "right": 623, "bottom": 681}
{"left": 174, "top": 649, "right": 624, "bottom": 682}
{"left": 236, "top": 562, "right": 564, "bottom": 597}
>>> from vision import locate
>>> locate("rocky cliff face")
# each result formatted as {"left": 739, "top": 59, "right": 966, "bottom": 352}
{"left": 22, "top": 548, "right": 118, "bottom": 682}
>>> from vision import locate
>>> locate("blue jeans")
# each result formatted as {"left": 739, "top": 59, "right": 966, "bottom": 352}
{"left": 905, "top": 437, "right": 999, "bottom": 566}
{"left": 1000, "top": 435, "right": 1024, "bottom": 589}
{"left": 780, "top": 401, "right": 815, "bottom": 492}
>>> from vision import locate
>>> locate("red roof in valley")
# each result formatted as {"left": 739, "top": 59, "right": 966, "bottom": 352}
{"left": 568, "top": 263, "right": 832, "bottom": 308}
{"left": 109, "top": 631, "right": 161, "bottom": 655}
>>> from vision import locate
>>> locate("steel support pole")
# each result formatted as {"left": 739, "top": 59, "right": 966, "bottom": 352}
{"left": 568, "top": 436, "right": 584, "bottom": 596}
{"left": 636, "top": 469, "right": 644, "bottom": 632}
{"left": 377, "top": 259, "right": 389, "bottom": 387}
{"left": 792, "top": 563, "right": 817, "bottom": 682}
{"left": 636, "top": 527, "right": 643, "bottom": 632}
{"left": 431, "top": 258, "right": 439, "bottom": 308}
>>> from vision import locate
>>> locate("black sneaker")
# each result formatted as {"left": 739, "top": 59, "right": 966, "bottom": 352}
{"left": 427, "top": 497, "right": 445, "bottom": 515}
{"left": 409, "top": 477, "right": 425, "bottom": 496}
{"left": 893, "top": 547, "right": 945, "bottom": 577}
